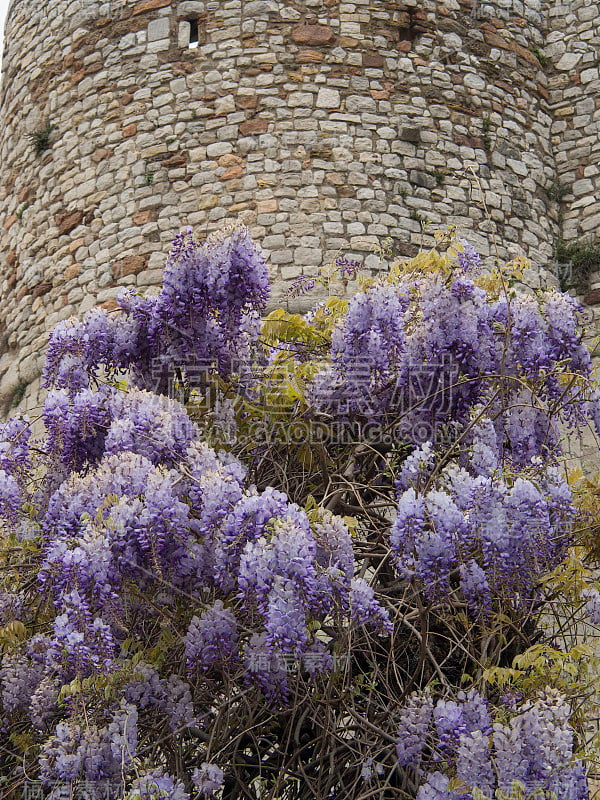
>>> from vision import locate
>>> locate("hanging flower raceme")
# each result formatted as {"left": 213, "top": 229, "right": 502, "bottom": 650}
{"left": 105, "top": 389, "right": 197, "bottom": 466}
{"left": 396, "top": 689, "right": 587, "bottom": 800}
{"left": 42, "top": 227, "right": 269, "bottom": 398}
{"left": 310, "top": 249, "right": 600, "bottom": 462}
{"left": 124, "top": 769, "right": 190, "bottom": 800}
{"left": 1, "top": 648, "right": 46, "bottom": 717}
{"left": 49, "top": 589, "right": 116, "bottom": 675}
{"left": 40, "top": 450, "right": 194, "bottom": 642}
{"left": 185, "top": 600, "right": 239, "bottom": 673}
{"left": 39, "top": 702, "right": 138, "bottom": 785}
{"left": 0, "top": 416, "right": 32, "bottom": 525}
{"left": 0, "top": 416, "right": 32, "bottom": 476}
{"left": 151, "top": 225, "right": 269, "bottom": 373}
{"left": 0, "top": 468, "right": 22, "bottom": 523}
{"left": 310, "top": 282, "right": 410, "bottom": 419}
{"left": 399, "top": 275, "right": 496, "bottom": 425}
{"left": 42, "top": 386, "right": 112, "bottom": 472}
{"left": 193, "top": 763, "right": 225, "bottom": 797}
{"left": 390, "top": 436, "right": 575, "bottom": 611}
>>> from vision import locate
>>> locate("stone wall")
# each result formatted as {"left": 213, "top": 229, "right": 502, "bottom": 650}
{"left": 546, "top": 0, "right": 600, "bottom": 244}
{"left": 544, "top": 0, "right": 600, "bottom": 467}
{"left": 0, "top": 0, "right": 598, "bottom": 416}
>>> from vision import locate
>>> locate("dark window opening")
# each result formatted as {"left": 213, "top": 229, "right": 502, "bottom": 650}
{"left": 188, "top": 17, "right": 199, "bottom": 48}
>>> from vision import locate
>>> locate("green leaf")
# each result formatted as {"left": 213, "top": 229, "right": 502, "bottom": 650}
{"left": 262, "top": 309, "right": 323, "bottom": 346}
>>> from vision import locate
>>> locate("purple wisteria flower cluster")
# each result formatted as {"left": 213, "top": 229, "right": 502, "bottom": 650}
{"left": 43, "top": 226, "right": 268, "bottom": 393}
{"left": 35, "top": 416, "right": 378, "bottom": 697}
{"left": 310, "top": 267, "right": 599, "bottom": 465}
{"left": 391, "top": 442, "right": 576, "bottom": 611}
{"left": 0, "top": 228, "right": 596, "bottom": 799}
{"left": 0, "top": 291, "right": 389, "bottom": 792}
{"left": 40, "top": 226, "right": 269, "bottom": 472}
{"left": 396, "top": 688, "right": 588, "bottom": 800}
{"left": 0, "top": 416, "right": 31, "bottom": 522}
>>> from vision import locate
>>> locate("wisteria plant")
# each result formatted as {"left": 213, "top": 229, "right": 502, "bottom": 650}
{"left": 0, "top": 225, "right": 599, "bottom": 800}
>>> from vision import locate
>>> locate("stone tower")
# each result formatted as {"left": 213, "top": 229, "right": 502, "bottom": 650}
{"left": 0, "top": 0, "right": 598, "bottom": 414}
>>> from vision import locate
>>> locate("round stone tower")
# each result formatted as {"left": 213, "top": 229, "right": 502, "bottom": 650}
{"left": 0, "top": 0, "right": 598, "bottom": 415}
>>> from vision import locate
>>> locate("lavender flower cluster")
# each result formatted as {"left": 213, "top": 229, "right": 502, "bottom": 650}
{"left": 396, "top": 688, "right": 588, "bottom": 800}
{"left": 0, "top": 229, "right": 595, "bottom": 797}
{"left": 310, "top": 268, "right": 599, "bottom": 465}
{"left": 0, "top": 280, "right": 392, "bottom": 792}
{"left": 42, "top": 225, "right": 268, "bottom": 398}
{"left": 0, "top": 416, "right": 31, "bottom": 523}
{"left": 391, "top": 440, "right": 575, "bottom": 611}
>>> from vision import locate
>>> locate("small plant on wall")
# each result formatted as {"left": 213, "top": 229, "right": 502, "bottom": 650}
{"left": 10, "top": 379, "right": 28, "bottom": 408}
{"left": 28, "top": 123, "right": 53, "bottom": 156}
{"left": 554, "top": 237, "right": 600, "bottom": 292}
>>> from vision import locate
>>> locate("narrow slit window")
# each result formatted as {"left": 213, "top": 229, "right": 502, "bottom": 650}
{"left": 188, "top": 18, "right": 199, "bottom": 48}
